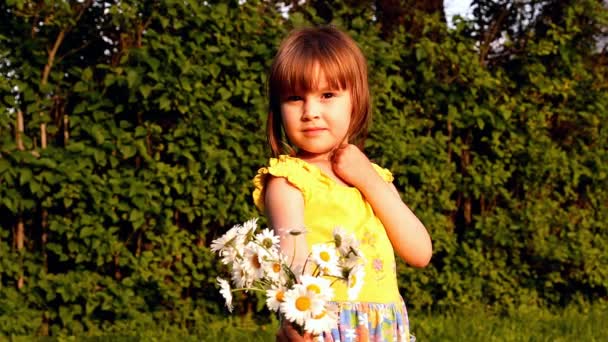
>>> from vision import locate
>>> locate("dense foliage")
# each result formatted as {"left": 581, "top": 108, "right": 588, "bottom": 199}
{"left": 0, "top": 0, "right": 606, "bottom": 336}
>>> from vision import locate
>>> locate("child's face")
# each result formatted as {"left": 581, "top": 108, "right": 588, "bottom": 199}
{"left": 280, "top": 69, "right": 352, "bottom": 159}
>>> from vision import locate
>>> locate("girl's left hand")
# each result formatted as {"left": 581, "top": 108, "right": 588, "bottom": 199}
{"left": 331, "top": 144, "right": 377, "bottom": 189}
{"left": 276, "top": 320, "right": 313, "bottom": 341}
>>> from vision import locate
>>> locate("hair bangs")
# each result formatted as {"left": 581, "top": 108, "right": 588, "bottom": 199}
{"left": 273, "top": 48, "right": 349, "bottom": 98}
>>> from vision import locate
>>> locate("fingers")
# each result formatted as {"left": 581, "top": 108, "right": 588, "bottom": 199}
{"left": 330, "top": 143, "right": 351, "bottom": 161}
{"left": 277, "top": 320, "right": 307, "bottom": 342}
{"left": 276, "top": 327, "right": 285, "bottom": 342}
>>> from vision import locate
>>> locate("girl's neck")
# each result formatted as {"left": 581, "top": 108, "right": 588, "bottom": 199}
{"left": 296, "top": 152, "right": 352, "bottom": 187}
{"left": 296, "top": 151, "right": 332, "bottom": 163}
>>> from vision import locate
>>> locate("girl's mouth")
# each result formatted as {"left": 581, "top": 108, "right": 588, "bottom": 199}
{"left": 303, "top": 128, "right": 327, "bottom": 136}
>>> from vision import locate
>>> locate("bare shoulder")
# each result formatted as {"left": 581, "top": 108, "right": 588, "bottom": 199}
{"left": 265, "top": 176, "right": 303, "bottom": 200}
{"left": 264, "top": 176, "right": 304, "bottom": 214}
{"left": 264, "top": 176, "right": 305, "bottom": 235}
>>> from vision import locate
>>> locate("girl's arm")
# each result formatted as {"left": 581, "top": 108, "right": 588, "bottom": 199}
{"left": 332, "top": 145, "right": 432, "bottom": 267}
{"left": 264, "top": 176, "right": 310, "bottom": 272}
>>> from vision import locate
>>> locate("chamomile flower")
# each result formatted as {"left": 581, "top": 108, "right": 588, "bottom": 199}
{"left": 211, "top": 219, "right": 367, "bottom": 336}
{"left": 281, "top": 284, "right": 325, "bottom": 326}
{"left": 241, "top": 217, "right": 259, "bottom": 236}
{"left": 210, "top": 223, "right": 240, "bottom": 253}
{"left": 216, "top": 277, "right": 233, "bottom": 312}
{"left": 299, "top": 275, "right": 334, "bottom": 301}
{"left": 347, "top": 263, "right": 365, "bottom": 301}
{"left": 266, "top": 286, "right": 286, "bottom": 312}
{"left": 342, "top": 249, "right": 366, "bottom": 272}
{"left": 211, "top": 223, "right": 255, "bottom": 265}
{"left": 232, "top": 261, "right": 253, "bottom": 288}
{"left": 311, "top": 244, "right": 341, "bottom": 276}
{"left": 218, "top": 245, "right": 242, "bottom": 266}
{"left": 241, "top": 242, "right": 268, "bottom": 281}
{"left": 262, "top": 253, "right": 287, "bottom": 284}
{"left": 333, "top": 226, "right": 360, "bottom": 256}
{"left": 304, "top": 307, "right": 339, "bottom": 335}
{"left": 255, "top": 228, "right": 280, "bottom": 251}
{"left": 277, "top": 226, "right": 307, "bottom": 236}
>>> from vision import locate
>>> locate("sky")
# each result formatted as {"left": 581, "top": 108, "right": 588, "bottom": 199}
{"left": 444, "top": 0, "right": 473, "bottom": 25}
{"left": 277, "top": 1, "right": 475, "bottom": 21}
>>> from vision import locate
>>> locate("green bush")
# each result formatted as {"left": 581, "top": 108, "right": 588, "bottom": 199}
{"left": 0, "top": 0, "right": 606, "bottom": 335}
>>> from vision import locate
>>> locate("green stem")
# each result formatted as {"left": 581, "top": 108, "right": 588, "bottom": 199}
{"left": 231, "top": 287, "right": 266, "bottom": 293}
{"left": 302, "top": 254, "right": 313, "bottom": 276}
{"left": 290, "top": 241, "right": 297, "bottom": 269}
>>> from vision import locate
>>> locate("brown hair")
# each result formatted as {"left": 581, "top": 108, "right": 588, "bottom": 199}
{"left": 267, "top": 26, "right": 371, "bottom": 156}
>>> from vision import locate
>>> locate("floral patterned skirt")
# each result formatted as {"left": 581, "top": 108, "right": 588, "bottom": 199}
{"left": 317, "top": 300, "right": 415, "bottom": 342}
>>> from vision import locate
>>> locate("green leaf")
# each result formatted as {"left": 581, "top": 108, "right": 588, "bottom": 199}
{"left": 140, "top": 84, "right": 153, "bottom": 99}
{"left": 19, "top": 168, "right": 32, "bottom": 185}
{"left": 127, "top": 69, "right": 139, "bottom": 88}
{"left": 120, "top": 145, "right": 137, "bottom": 159}
{"left": 74, "top": 81, "right": 88, "bottom": 93}
{"left": 0, "top": 158, "right": 10, "bottom": 174}
{"left": 91, "top": 125, "right": 105, "bottom": 144}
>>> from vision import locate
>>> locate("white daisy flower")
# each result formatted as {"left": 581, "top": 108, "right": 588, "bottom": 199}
{"left": 218, "top": 244, "right": 243, "bottom": 265}
{"left": 232, "top": 261, "right": 254, "bottom": 289}
{"left": 211, "top": 223, "right": 252, "bottom": 265}
{"left": 333, "top": 226, "right": 360, "bottom": 256}
{"left": 347, "top": 263, "right": 365, "bottom": 301}
{"left": 216, "top": 277, "right": 233, "bottom": 312}
{"left": 262, "top": 254, "right": 287, "bottom": 284}
{"left": 275, "top": 227, "right": 308, "bottom": 238}
{"left": 241, "top": 242, "right": 267, "bottom": 281}
{"left": 265, "top": 286, "right": 286, "bottom": 312}
{"left": 311, "top": 244, "right": 341, "bottom": 276}
{"left": 241, "top": 217, "right": 258, "bottom": 236}
{"left": 280, "top": 284, "right": 325, "bottom": 326}
{"left": 341, "top": 247, "right": 366, "bottom": 271}
{"left": 299, "top": 275, "right": 334, "bottom": 301}
{"left": 210, "top": 222, "right": 242, "bottom": 253}
{"left": 255, "top": 228, "right": 280, "bottom": 251}
{"left": 304, "top": 307, "right": 339, "bottom": 335}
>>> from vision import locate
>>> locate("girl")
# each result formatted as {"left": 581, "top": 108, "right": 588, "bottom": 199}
{"left": 253, "top": 25, "right": 432, "bottom": 342}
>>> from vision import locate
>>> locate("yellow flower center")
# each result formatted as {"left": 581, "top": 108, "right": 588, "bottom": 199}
{"left": 276, "top": 291, "right": 284, "bottom": 302}
{"left": 263, "top": 238, "right": 274, "bottom": 249}
{"left": 306, "top": 284, "right": 321, "bottom": 294}
{"left": 272, "top": 263, "right": 281, "bottom": 273}
{"left": 295, "top": 296, "right": 311, "bottom": 311}
{"left": 320, "top": 251, "right": 331, "bottom": 262}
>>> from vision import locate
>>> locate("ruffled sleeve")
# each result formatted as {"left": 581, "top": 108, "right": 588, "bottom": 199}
{"left": 252, "top": 155, "right": 312, "bottom": 212}
{"left": 371, "top": 163, "right": 394, "bottom": 183}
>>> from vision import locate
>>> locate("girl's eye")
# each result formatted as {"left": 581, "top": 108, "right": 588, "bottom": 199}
{"left": 286, "top": 95, "right": 302, "bottom": 102}
{"left": 322, "top": 93, "right": 335, "bottom": 99}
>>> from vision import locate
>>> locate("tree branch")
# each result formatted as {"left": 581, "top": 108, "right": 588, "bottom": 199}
{"left": 479, "top": 4, "right": 511, "bottom": 66}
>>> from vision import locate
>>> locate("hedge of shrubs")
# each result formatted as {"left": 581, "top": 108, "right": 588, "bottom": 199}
{"left": 0, "top": 0, "right": 606, "bottom": 335}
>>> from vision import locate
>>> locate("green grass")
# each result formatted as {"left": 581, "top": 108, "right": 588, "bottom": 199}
{"left": 158, "top": 302, "right": 608, "bottom": 341}
{"left": 411, "top": 302, "right": 608, "bottom": 341}
{"left": 4, "top": 302, "right": 606, "bottom": 341}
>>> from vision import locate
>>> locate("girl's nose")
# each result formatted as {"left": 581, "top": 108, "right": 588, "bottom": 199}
{"left": 302, "top": 100, "right": 320, "bottom": 120}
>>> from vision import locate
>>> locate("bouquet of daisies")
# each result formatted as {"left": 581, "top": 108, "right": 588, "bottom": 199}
{"left": 210, "top": 218, "right": 365, "bottom": 336}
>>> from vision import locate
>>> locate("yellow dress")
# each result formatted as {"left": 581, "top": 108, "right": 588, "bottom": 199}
{"left": 253, "top": 155, "right": 413, "bottom": 342}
